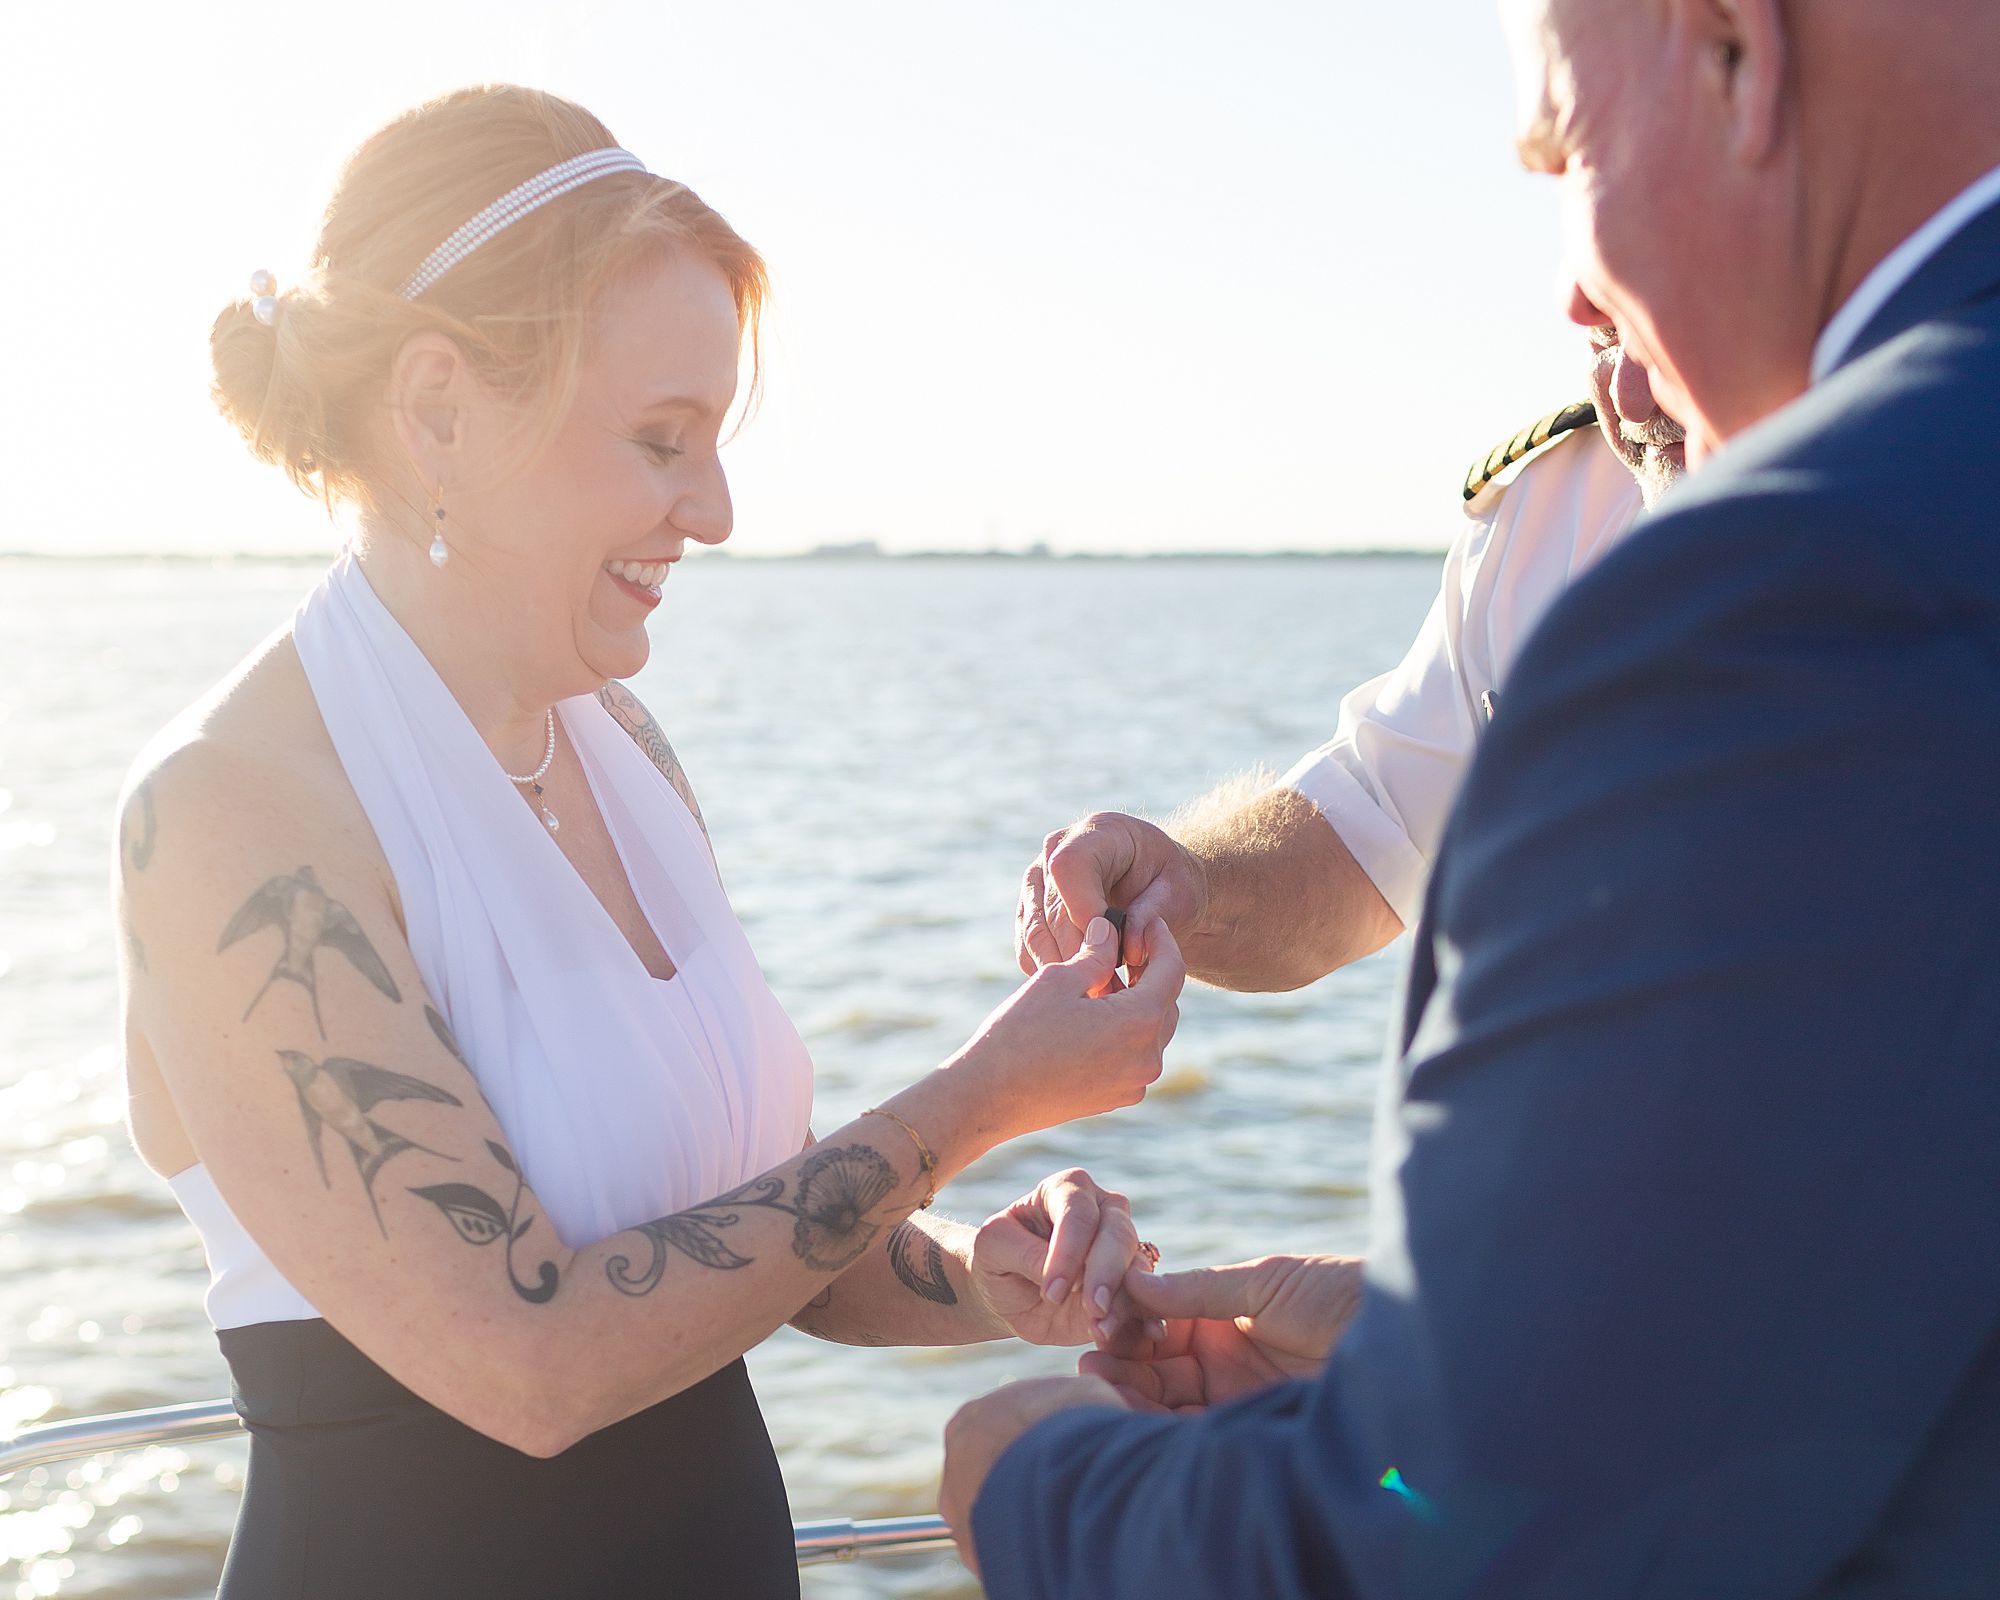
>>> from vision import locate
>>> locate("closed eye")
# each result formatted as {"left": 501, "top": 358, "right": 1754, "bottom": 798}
{"left": 640, "top": 439, "right": 684, "bottom": 465}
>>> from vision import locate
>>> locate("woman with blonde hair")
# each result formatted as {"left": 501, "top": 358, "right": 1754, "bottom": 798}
{"left": 116, "top": 84, "right": 1179, "bottom": 1596}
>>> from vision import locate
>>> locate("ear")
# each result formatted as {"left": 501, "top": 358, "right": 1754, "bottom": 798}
{"left": 1698, "top": 0, "right": 1789, "bottom": 165}
{"left": 384, "top": 332, "right": 471, "bottom": 488}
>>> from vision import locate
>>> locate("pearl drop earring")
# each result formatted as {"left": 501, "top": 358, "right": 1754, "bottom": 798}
{"left": 429, "top": 484, "right": 450, "bottom": 568}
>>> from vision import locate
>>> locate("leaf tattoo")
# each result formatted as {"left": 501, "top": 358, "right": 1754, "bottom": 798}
{"left": 887, "top": 1220, "right": 958, "bottom": 1306}
{"left": 605, "top": 1145, "right": 901, "bottom": 1297}
{"left": 220, "top": 866, "right": 402, "bottom": 1036}
{"left": 410, "top": 1140, "right": 560, "bottom": 1304}
{"left": 412, "top": 1183, "right": 511, "bottom": 1244}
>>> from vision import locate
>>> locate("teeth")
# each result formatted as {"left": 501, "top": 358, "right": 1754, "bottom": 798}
{"left": 604, "top": 559, "right": 668, "bottom": 588}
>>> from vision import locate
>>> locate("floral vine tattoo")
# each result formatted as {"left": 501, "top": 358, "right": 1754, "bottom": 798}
{"left": 276, "top": 1050, "right": 460, "bottom": 1236}
{"left": 887, "top": 1220, "right": 958, "bottom": 1306}
{"left": 220, "top": 865, "right": 402, "bottom": 1036}
{"left": 597, "top": 682, "right": 708, "bottom": 839}
{"left": 410, "top": 1141, "right": 561, "bottom": 1304}
{"left": 605, "top": 1144, "right": 901, "bottom": 1297}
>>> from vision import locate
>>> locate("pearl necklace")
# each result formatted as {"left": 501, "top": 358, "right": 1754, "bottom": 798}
{"left": 503, "top": 709, "right": 561, "bottom": 833}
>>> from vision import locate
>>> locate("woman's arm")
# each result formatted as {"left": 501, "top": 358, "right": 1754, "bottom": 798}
{"left": 792, "top": 1170, "right": 1154, "bottom": 1349}
{"left": 117, "top": 737, "right": 1182, "bottom": 1460}
{"left": 791, "top": 1211, "right": 1002, "bottom": 1347}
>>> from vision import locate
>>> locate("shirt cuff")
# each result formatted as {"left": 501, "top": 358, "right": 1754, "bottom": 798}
{"left": 1278, "top": 749, "right": 1431, "bottom": 929}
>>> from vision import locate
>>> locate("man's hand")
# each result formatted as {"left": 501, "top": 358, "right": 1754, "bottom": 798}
{"left": 1017, "top": 812, "right": 1209, "bottom": 976}
{"left": 940, "top": 1375, "right": 1131, "bottom": 1575}
{"left": 1080, "top": 1254, "right": 1365, "bottom": 1413}
{"left": 971, "top": 1168, "right": 1167, "bottom": 1347}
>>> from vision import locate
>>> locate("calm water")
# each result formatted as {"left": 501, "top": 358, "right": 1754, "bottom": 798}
{"left": 0, "top": 553, "right": 1438, "bottom": 1599}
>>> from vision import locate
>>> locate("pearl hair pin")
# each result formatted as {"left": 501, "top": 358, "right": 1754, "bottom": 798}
{"left": 249, "top": 268, "right": 278, "bottom": 327}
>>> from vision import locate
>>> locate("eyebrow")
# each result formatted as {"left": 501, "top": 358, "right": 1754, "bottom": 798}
{"left": 634, "top": 394, "right": 718, "bottom": 421}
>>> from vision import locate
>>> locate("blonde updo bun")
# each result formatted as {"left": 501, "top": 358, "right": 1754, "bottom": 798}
{"left": 206, "top": 84, "right": 767, "bottom": 516}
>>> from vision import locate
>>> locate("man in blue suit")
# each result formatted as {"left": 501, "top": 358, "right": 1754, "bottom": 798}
{"left": 940, "top": 1, "right": 2000, "bottom": 1593}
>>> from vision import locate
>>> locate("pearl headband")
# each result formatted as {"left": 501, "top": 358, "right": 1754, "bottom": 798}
{"left": 399, "top": 147, "right": 647, "bottom": 301}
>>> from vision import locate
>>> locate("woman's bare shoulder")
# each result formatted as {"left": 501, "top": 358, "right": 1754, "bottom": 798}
{"left": 116, "top": 621, "right": 384, "bottom": 903}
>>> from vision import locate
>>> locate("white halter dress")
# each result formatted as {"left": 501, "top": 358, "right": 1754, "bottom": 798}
{"left": 168, "top": 549, "right": 816, "bottom": 1329}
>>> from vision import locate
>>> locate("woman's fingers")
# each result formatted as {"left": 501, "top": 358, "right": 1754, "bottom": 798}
{"left": 973, "top": 1209, "right": 1054, "bottom": 1288}
{"left": 1079, "top": 1195, "right": 1139, "bottom": 1333}
{"left": 1036, "top": 1173, "right": 1104, "bottom": 1306}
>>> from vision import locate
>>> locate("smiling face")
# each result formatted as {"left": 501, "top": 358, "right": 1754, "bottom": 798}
{"left": 451, "top": 250, "right": 745, "bottom": 687}
{"left": 1504, "top": 0, "right": 1817, "bottom": 453}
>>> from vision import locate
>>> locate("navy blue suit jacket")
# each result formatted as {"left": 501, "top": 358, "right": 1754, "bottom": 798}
{"left": 974, "top": 199, "right": 2000, "bottom": 1598}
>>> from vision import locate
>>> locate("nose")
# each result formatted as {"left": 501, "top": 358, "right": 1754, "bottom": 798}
{"left": 1565, "top": 282, "right": 1612, "bottom": 329}
{"left": 674, "top": 454, "right": 733, "bottom": 548}
{"left": 1610, "top": 348, "right": 1658, "bottom": 425}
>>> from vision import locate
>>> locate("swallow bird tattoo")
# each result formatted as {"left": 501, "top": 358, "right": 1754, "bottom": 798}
{"left": 220, "top": 866, "right": 402, "bottom": 1035}
{"left": 276, "top": 1050, "right": 462, "bottom": 1235}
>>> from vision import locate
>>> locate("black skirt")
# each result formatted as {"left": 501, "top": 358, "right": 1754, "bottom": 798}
{"left": 214, "top": 1318, "right": 800, "bottom": 1599}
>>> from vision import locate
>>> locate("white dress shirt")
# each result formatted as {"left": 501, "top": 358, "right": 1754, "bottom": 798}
{"left": 1280, "top": 429, "right": 1644, "bottom": 927}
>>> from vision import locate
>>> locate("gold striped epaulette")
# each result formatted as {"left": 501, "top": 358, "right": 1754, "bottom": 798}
{"left": 1461, "top": 400, "right": 1599, "bottom": 503}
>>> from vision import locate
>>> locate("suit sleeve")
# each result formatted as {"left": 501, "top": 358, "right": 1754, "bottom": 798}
{"left": 972, "top": 489, "right": 2000, "bottom": 1599}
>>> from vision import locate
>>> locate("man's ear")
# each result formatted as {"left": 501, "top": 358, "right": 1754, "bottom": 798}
{"left": 1695, "top": 0, "right": 1789, "bottom": 166}
{"left": 384, "top": 332, "right": 468, "bottom": 487}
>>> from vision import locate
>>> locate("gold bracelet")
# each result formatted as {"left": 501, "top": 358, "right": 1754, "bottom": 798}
{"left": 864, "top": 1106, "right": 938, "bottom": 1208}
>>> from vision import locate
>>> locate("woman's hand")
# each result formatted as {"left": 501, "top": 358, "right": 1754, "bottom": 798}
{"left": 1078, "top": 1253, "right": 1365, "bottom": 1413}
{"left": 938, "top": 917, "right": 1183, "bottom": 1149}
{"left": 971, "top": 1169, "right": 1165, "bottom": 1347}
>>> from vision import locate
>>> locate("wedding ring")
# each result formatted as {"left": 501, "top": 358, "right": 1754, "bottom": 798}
{"left": 1137, "top": 1239, "right": 1161, "bottom": 1268}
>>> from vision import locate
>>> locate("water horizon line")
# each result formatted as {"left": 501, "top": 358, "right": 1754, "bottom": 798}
{"left": 1, "top": 545, "right": 1449, "bottom": 564}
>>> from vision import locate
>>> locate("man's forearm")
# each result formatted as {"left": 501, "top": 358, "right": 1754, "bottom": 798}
{"left": 789, "top": 1211, "right": 1006, "bottom": 1347}
{"left": 1173, "top": 782, "right": 1403, "bottom": 992}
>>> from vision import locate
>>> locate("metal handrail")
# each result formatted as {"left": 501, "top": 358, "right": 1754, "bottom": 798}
{"left": 0, "top": 1400, "right": 954, "bottom": 1569}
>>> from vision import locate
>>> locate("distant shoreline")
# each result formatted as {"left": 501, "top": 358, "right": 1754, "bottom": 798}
{"left": 0, "top": 547, "right": 1449, "bottom": 564}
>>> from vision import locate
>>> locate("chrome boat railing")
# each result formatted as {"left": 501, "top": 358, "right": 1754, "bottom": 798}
{"left": 0, "top": 1401, "right": 955, "bottom": 1569}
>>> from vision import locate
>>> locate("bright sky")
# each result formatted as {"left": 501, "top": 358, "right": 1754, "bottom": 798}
{"left": 0, "top": 0, "right": 1583, "bottom": 556}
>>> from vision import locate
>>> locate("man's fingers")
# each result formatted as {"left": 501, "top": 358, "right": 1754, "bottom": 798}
{"left": 1077, "top": 1348, "right": 1165, "bottom": 1402}
{"left": 1111, "top": 916, "right": 1186, "bottom": 1011}
{"left": 1018, "top": 862, "right": 1063, "bottom": 972}
{"left": 1045, "top": 830, "right": 1116, "bottom": 936}
{"left": 1079, "top": 1348, "right": 1209, "bottom": 1410}
{"left": 1122, "top": 1260, "right": 1268, "bottom": 1323}
{"left": 1121, "top": 880, "right": 1177, "bottom": 973}
{"left": 1043, "top": 871, "right": 1087, "bottom": 963}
